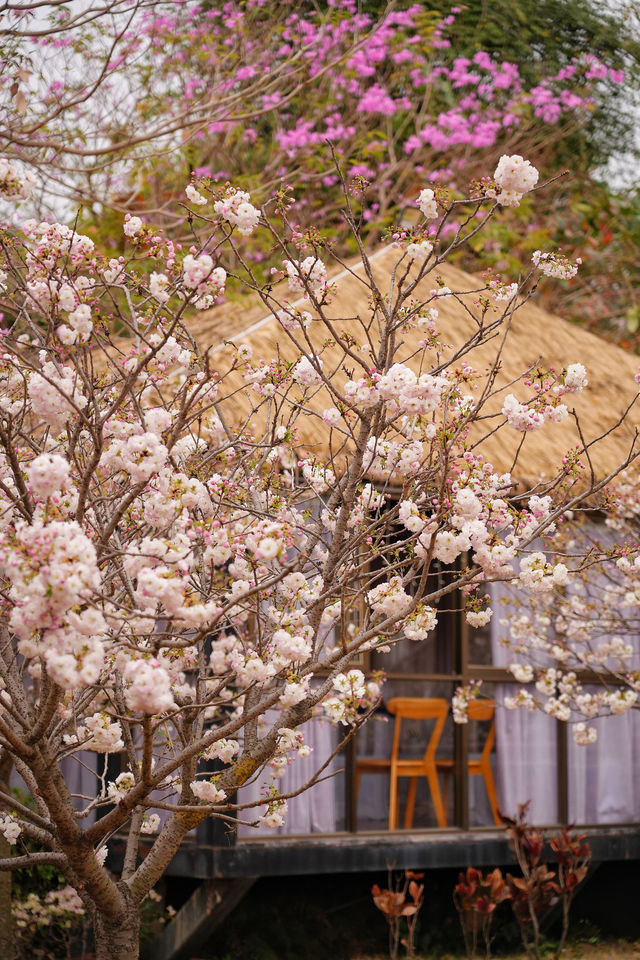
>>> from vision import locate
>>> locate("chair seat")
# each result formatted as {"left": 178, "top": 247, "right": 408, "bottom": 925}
{"left": 394, "top": 760, "right": 433, "bottom": 776}
{"left": 436, "top": 759, "right": 485, "bottom": 774}
{"left": 357, "top": 758, "right": 392, "bottom": 772}
{"left": 357, "top": 758, "right": 437, "bottom": 776}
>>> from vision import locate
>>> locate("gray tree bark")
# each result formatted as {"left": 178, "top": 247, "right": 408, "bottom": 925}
{"left": 0, "top": 758, "right": 14, "bottom": 960}
{"left": 93, "top": 884, "right": 141, "bottom": 960}
{"left": 0, "top": 834, "right": 13, "bottom": 960}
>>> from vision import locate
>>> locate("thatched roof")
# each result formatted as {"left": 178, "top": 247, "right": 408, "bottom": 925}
{"left": 192, "top": 246, "right": 640, "bottom": 487}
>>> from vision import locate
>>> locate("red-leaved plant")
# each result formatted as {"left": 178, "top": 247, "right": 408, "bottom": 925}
{"left": 372, "top": 869, "right": 424, "bottom": 960}
{"left": 550, "top": 829, "right": 592, "bottom": 955}
{"left": 454, "top": 866, "right": 510, "bottom": 959}
{"left": 454, "top": 805, "right": 592, "bottom": 959}
{"left": 504, "top": 804, "right": 561, "bottom": 959}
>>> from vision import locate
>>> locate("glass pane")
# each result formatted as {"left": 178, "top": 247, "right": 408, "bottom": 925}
{"left": 468, "top": 617, "right": 493, "bottom": 666}
{"left": 355, "top": 679, "right": 454, "bottom": 831}
{"left": 370, "top": 601, "right": 456, "bottom": 674}
{"left": 467, "top": 682, "right": 500, "bottom": 827}
{"left": 467, "top": 577, "right": 494, "bottom": 666}
{"left": 370, "top": 633, "right": 450, "bottom": 674}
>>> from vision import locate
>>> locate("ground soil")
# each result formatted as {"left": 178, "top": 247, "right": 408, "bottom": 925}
{"left": 355, "top": 939, "right": 640, "bottom": 960}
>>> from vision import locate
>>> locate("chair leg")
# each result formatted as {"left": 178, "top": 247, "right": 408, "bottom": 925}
{"left": 481, "top": 762, "right": 501, "bottom": 826}
{"left": 427, "top": 767, "right": 447, "bottom": 828}
{"left": 389, "top": 770, "right": 399, "bottom": 831}
{"left": 404, "top": 777, "right": 418, "bottom": 829}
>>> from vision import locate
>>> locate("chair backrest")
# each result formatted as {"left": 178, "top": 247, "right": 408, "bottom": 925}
{"left": 467, "top": 699, "right": 496, "bottom": 765}
{"left": 386, "top": 697, "right": 449, "bottom": 765}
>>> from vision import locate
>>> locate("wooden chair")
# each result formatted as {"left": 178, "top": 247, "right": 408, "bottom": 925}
{"left": 435, "top": 699, "right": 500, "bottom": 826}
{"left": 355, "top": 697, "right": 449, "bottom": 829}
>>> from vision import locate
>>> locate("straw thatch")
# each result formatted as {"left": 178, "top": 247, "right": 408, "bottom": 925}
{"left": 191, "top": 246, "right": 640, "bottom": 487}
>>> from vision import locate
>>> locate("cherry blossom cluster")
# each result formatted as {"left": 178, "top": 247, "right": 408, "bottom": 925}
{"left": 257, "top": 785, "right": 289, "bottom": 830}
{"left": 180, "top": 253, "right": 226, "bottom": 309}
{"left": 501, "top": 362, "right": 588, "bottom": 432}
{"left": 452, "top": 681, "right": 482, "bottom": 724}
{"left": 14, "top": 885, "right": 85, "bottom": 934}
{"left": 63, "top": 713, "right": 124, "bottom": 753}
{"left": 283, "top": 256, "right": 328, "bottom": 297}
{"left": 492, "top": 154, "right": 539, "bottom": 206}
{"left": 417, "top": 188, "right": 438, "bottom": 220}
{"left": 267, "top": 727, "right": 313, "bottom": 780}
{"left": 190, "top": 780, "right": 227, "bottom": 805}
{"left": 495, "top": 492, "right": 640, "bottom": 742}
{"left": 0, "top": 158, "right": 35, "bottom": 201}
{"left": 532, "top": 249, "right": 582, "bottom": 280}
{"left": 518, "top": 552, "right": 569, "bottom": 593}
{"left": 0, "top": 814, "right": 21, "bottom": 845}
{"left": 395, "top": 461, "right": 557, "bottom": 583}
{"left": 503, "top": 662, "right": 639, "bottom": 745}
{"left": 403, "top": 606, "right": 439, "bottom": 641}
{"left": 213, "top": 187, "right": 261, "bottom": 236}
{"left": 323, "top": 670, "right": 382, "bottom": 725}
{"left": 344, "top": 363, "right": 448, "bottom": 417}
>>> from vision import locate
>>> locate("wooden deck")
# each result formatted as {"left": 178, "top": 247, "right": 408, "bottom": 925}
{"left": 161, "top": 825, "right": 640, "bottom": 880}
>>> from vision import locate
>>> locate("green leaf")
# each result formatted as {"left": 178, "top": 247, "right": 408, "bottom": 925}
{"left": 626, "top": 304, "right": 640, "bottom": 334}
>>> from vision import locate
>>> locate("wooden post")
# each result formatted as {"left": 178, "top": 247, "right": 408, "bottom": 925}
{"left": 454, "top": 573, "right": 469, "bottom": 831}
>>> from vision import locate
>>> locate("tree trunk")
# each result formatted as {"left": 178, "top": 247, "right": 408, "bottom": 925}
{"left": 0, "top": 835, "right": 13, "bottom": 960}
{"left": 93, "top": 887, "right": 140, "bottom": 960}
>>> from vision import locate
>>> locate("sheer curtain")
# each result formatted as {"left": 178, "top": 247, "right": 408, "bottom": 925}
{"left": 491, "top": 689, "right": 559, "bottom": 824}
{"left": 561, "top": 523, "right": 640, "bottom": 823}
{"left": 491, "top": 579, "right": 640, "bottom": 825}
{"left": 237, "top": 714, "right": 338, "bottom": 837}
{"left": 568, "top": 700, "right": 640, "bottom": 823}
{"left": 490, "top": 581, "right": 559, "bottom": 824}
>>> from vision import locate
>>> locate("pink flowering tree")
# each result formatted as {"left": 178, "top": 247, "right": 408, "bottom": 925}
{"left": 1, "top": 1, "right": 622, "bottom": 227}
{"left": 0, "top": 155, "right": 635, "bottom": 959}
{"left": 5, "top": 1, "right": 633, "bottom": 342}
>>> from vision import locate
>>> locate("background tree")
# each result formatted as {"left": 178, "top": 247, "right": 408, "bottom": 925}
{"left": 4, "top": 0, "right": 637, "bottom": 348}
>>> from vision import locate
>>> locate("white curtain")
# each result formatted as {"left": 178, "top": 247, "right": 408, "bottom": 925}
{"left": 568, "top": 701, "right": 640, "bottom": 823}
{"left": 491, "top": 581, "right": 559, "bottom": 824}
{"left": 491, "top": 580, "right": 640, "bottom": 825}
{"left": 237, "top": 715, "right": 338, "bottom": 837}
{"left": 492, "top": 687, "right": 559, "bottom": 824}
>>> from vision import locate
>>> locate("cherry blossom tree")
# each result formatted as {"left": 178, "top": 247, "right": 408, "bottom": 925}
{"left": 0, "top": 154, "right": 636, "bottom": 960}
